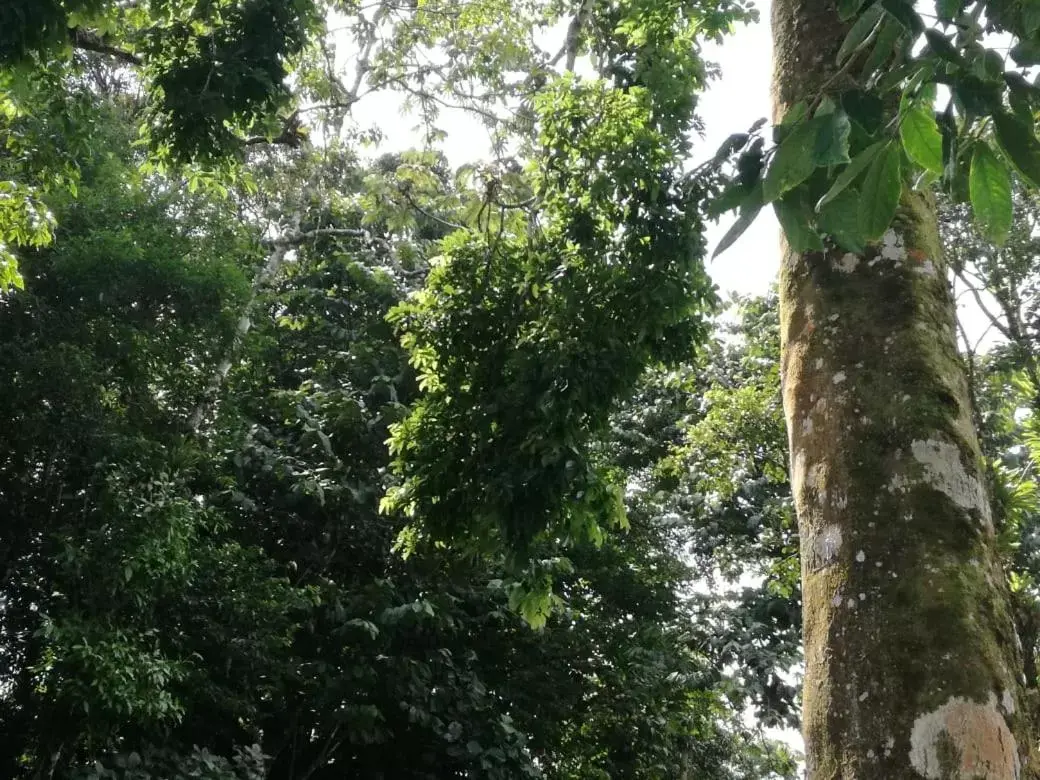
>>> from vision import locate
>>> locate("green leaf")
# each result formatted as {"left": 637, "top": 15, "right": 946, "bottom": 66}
{"left": 774, "top": 192, "right": 824, "bottom": 253}
{"left": 880, "top": 0, "right": 923, "bottom": 33}
{"left": 1011, "top": 38, "right": 1040, "bottom": 67}
{"left": 969, "top": 143, "right": 1013, "bottom": 244}
{"left": 1025, "top": 3, "right": 1040, "bottom": 34}
{"left": 993, "top": 110, "right": 1040, "bottom": 187}
{"left": 841, "top": 89, "right": 884, "bottom": 133}
{"left": 858, "top": 143, "right": 902, "bottom": 240}
{"left": 954, "top": 76, "right": 1001, "bottom": 116}
{"left": 860, "top": 18, "right": 904, "bottom": 81}
{"left": 923, "top": 29, "right": 965, "bottom": 66}
{"left": 837, "top": 4, "right": 884, "bottom": 64}
{"left": 936, "top": 0, "right": 962, "bottom": 21}
{"left": 900, "top": 105, "right": 944, "bottom": 174}
{"left": 815, "top": 140, "right": 886, "bottom": 211}
{"left": 713, "top": 184, "right": 764, "bottom": 258}
{"left": 817, "top": 187, "right": 867, "bottom": 253}
{"left": 838, "top": 0, "right": 868, "bottom": 21}
{"left": 764, "top": 118, "right": 821, "bottom": 202}
{"left": 813, "top": 110, "right": 852, "bottom": 166}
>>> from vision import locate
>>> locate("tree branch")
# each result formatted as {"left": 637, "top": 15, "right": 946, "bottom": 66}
{"left": 69, "top": 28, "right": 142, "bottom": 66}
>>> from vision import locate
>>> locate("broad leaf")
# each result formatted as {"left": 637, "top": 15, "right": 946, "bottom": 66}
{"left": 816, "top": 140, "right": 886, "bottom": 211}
{"left": 969, "top": 143, "right": 1013, "bottom": 244}
{"left": 858, "top": 142, "right": 901, "bottom": 240}
{"left": 813, "top": 110, "right": 852, "bottom": 166}
{"left": 993, "top": 110, "right": 1040, "bottom": 187}
{"left": 817, "top": 187, "right": 867, "bottom": 253}
{"left": 860, "top": 18, "right": 904, "bottom": 81}
{"left": 838, "top": 0, "right": 868, "bottom": 21}
{"left": 936, "top": 0, "right": 962, "bottom": 21}
{"left": 763, "top": 117, "right": 821, "bottom": 202}
{"left": 774, "top": 192, "right": 824, "bottom": 253}
{"left": 924, "top": 29, "right": 965, "bottom": 66}
{"left": 900, "top": 105, "right": 943, "bottom": 174}
{"left": 837, "top": 4, "right": 884, "bottom": 65}
{"left": 880, "top": 0, "right": 923, "bottom": 33}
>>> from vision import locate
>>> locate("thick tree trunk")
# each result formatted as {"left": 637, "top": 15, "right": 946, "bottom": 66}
{"left": 773, "top": 1, "right": 1039, "bottom": 777}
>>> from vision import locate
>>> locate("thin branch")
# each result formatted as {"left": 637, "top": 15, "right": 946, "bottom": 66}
{"left": 69, "top": 28, "right": 142, "bottom": 66}
{"left": 397, "top": 188, "right": 467, "bottom": 231}
{"left": 264, "top": 226, "right": 375, "bottom": 248}
{"left": 551, "top": 0, "right": 595, "bottom": 71}
{"left": 955, "top": 266, "right": 1015, "bottom": 344}
{"left": 243, "top": 111, "right": 307, "bottom": 148}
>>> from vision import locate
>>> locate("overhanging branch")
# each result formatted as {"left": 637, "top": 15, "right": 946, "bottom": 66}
{"left": 69, "top": 28, "right": 142, "bottom": 67}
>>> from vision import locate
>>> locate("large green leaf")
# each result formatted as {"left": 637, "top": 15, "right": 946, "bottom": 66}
{"left": 936, "top": 0, "right": 962, "bottom": 21}
{"left": 880, "top": 0, "right": 923, "bottom": 33}
{"left": 858, "top": 142, "right": 902, "bottom": 240}
{"left": 993, "top": 110, "right": 1040, "bottom": 187}
{"left": 763, "top": 117, "right": 821, "bottom": 202}
{"left": 923, "top": 29, "right": 965, "bottom": 66}
{"left": 774, "top": 191, "right": 824, "bottom": 253}
{"left": 837, "top": 4, "right": 884, "bottom": 64}
{"left": 813, "top": 110, "right": 852, "bottom": 166}
{"left": 860, "top": 17, "right": 904, "bottom": 81}
{"left": 817, "top": 187, "right": 867, "bottom": 253}
{"left": 900, "top": 105, "right": 943, "bottom": 174}
{"left": 815, "top": 140, "right": 886, "bottom": 211}
{"left": 838, "top": 0, "right": 868, "bottom": 21}
{"left": 969, "top": 143, "right": 1013, "bottom": 245}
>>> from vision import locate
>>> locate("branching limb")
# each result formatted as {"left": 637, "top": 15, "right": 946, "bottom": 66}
{"left": 69, "top": 28, "right": 142, "bottom": 66}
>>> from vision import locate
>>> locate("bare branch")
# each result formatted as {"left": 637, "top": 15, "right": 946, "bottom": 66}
{"left": 69, "top": 28, "right": 142, "bottom": 66}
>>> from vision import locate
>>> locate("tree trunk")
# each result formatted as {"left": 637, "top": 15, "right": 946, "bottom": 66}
{"left": 773, "top": 0, "right": 1039, "bottom": 776}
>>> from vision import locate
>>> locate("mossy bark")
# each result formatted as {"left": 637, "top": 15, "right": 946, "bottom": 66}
{"left": 773, "top": 1, "right": 1039, "bottom": 777}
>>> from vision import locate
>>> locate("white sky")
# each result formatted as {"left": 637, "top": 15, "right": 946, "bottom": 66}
{"left": 698, "top": 13, "right": 780, "bottom": 298}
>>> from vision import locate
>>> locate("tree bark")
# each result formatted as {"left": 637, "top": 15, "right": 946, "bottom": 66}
{"left": 773, "top": 0, "right": 1039, "bottom": 776}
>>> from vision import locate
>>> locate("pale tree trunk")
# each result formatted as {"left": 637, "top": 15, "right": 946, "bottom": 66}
{"left": 773, "top": 0, "right": 1039, "bottom": 776}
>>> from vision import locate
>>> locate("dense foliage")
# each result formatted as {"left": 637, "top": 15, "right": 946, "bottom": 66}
{"left": 7, "top": 0, "right": 1040, "bottom": 777}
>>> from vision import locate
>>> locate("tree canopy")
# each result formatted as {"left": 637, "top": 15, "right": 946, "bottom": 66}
{"left": 6, "top": 0, "right": 1040, "bottom": 777}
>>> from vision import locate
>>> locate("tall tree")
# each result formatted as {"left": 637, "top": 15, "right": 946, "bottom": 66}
{"left": 769, "top": 1, "right": 1039, "bottom": 776}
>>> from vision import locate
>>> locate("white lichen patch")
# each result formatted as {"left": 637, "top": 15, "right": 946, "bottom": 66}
{"left": 835, "top": 253, "right": 859, "bottom": 273}
{"left": 880, "top": 229, "right": 907, "bottom": 263}
{"left": 856, "top": 550, "right": 866, "bottom": 563}
{"left": 809, "top": 524, "right": 843, "bottom": 569}
{"left": 916, "top": 259, "right": 938, "bottom": 277}
{"left": 791, "top": 449, "right": 807, "bottom": 500}
{"left": 1002, "top": 690, "right": 1015, "bottom": 716}
{"left": 802, "top": 416, "right": 814, "bottom": 435}
{"left": 908, "top": 438, "right": 993, "bottom": 530}
{"left": 909, "top": 696, "right": 1020, "bottom": 779}
{"left": 832, "top": 371, "right": 847, "bottom": 384}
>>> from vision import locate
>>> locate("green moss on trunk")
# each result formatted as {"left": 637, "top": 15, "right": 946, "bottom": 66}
{"left": 772, "top": 3, "right": 1039, "bottom": 776}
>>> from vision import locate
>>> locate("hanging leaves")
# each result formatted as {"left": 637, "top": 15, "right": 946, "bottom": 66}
{"left": 816, "top": 140, "right": 886, "bottom": 211}
{"left": 763, "top": 117, "right": 822, "bottom": 202}
{"left": 817, "top": 188, "right": 867, "bottom": 253}
{"left": 814, "top": 110, "right": 853, "bottom": 167}
{"left": 837, "top": 4, "right": 884, "bottom": 65}
{"left": 858, "top": 142, "right": 902, "bottom": 240}
{"left": 774, "top": 191, "right": 823, "bottom": 253}
{"left": 969, "top": 143, "right": 1013, "bottom": 244}
{"left": 900, "top": 104, "right": 944, "bottom": 174}
{"left": 993, "top": 110, "right": 1040, "bottom": 188}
